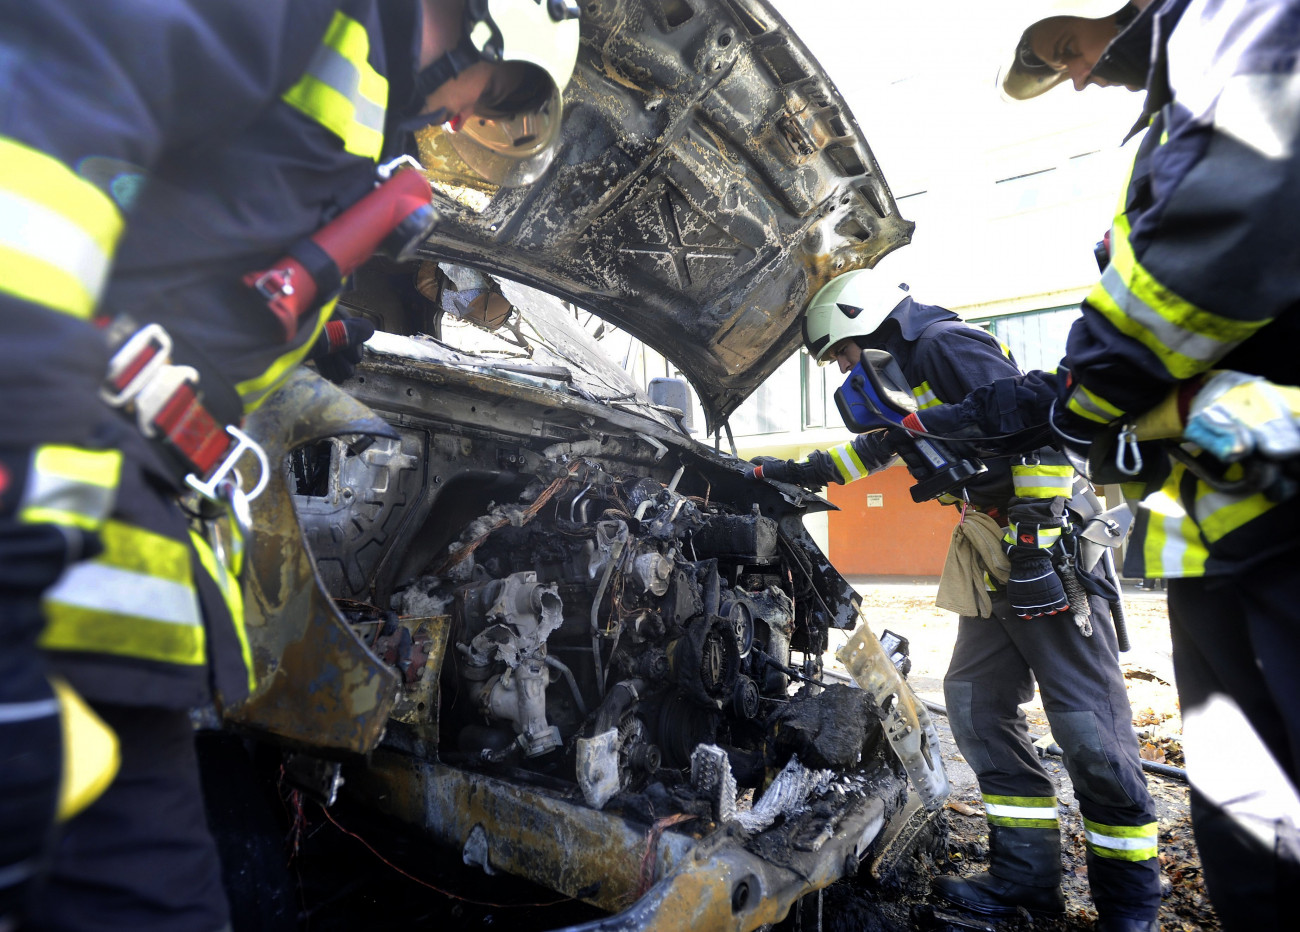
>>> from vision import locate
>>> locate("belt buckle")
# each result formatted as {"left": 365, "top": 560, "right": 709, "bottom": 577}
{"left": 102, "top": 323, "right": 173, "bottom": 409}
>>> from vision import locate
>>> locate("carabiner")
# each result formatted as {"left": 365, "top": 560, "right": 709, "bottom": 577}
{"left": 1115, "top": 424, "right": 1143, "bottom": 477}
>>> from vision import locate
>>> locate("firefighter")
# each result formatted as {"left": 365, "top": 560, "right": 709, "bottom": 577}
{"left": 750, "top": 269, "right": 1160, "bottom": 931}
{"left": 0, "top": 0, "right": 580, "bottom": 928}
{"left": 908, "top": 1, "right": 1300, "bottom": 927}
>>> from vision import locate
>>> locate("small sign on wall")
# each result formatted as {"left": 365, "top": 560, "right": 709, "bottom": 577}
{"left": 866, "top": 493, "right": 884, "bottom": 508}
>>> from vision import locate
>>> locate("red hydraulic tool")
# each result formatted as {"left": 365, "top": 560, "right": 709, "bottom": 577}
{"left": 245, "top": 156, "right": 438, "bottom": 340}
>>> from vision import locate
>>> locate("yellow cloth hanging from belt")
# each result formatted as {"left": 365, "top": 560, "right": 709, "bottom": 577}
{"left": 936, "top": 512, "right": 1011, "bottom": 618}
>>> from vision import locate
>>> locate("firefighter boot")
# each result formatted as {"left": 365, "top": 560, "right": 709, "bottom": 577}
{"left": 932, "top": 825, "right": 1066, "bottom": 918}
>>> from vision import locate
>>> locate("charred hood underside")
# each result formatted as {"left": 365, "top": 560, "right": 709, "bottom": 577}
{"left": 413, "top": 0, "right": 913, "bottom": 431}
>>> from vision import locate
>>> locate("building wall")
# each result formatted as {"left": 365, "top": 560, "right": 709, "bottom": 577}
{"left": 825, "top": 466, "right": 958, "bottom": 577}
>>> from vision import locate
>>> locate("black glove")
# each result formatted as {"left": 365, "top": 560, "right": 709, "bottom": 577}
{"left": 746, "top": 456, "right": 822, "bottom": 488}
{"left": 1006, "top": 549, "right": 1070, "bottom": 620}
{"left": 1004, "top": 497, "right": 1071, "bottom": 619}
{"left": 308, "top": 315, "right": 375, "bottom": 383}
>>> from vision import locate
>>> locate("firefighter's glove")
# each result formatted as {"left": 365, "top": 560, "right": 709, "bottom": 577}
{"left": 1006, "top": 549, "right": 1070, "bottom": 620}
{"left": 1005, "top": 497, "right": 1071, "bottom": 619}
{"left": 1185, "top": 371, "right": 1300, "bottom": 464}
{"left": 308, "top": 315, "right": 375, "bottom": 383}
{"left": 747, "top": 456, "right": 823, "bottom": 489}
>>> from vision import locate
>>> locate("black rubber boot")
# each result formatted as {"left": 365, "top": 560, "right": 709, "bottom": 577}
{"left": 933, "top": 824, "right": 1065, "bottom": 917}
{"left": 931, "top": 871, "right": 1066, "bottom": 918}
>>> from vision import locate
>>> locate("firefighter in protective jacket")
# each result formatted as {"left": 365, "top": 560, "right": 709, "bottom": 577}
{"left": 911, "top": 1, "right": 1300, "bottom": 927}
{"left": 750, "top": 269, "right": 1161, "bottom": 930}
{"left": 0, "top": 0, "right": 580, "bottom": 927}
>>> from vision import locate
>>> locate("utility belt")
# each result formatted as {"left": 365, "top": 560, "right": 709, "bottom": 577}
{"left": 99, "top": 317, "right": 268, "bottom": 569}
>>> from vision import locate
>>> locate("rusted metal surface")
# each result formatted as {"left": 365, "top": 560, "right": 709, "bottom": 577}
{"left": 350, "top": 751, "right": 897, "bottom": 930}
{"left": 411, "top": 0, "right": 914, "bottom": 432}
{"left": 225, "top": 367, "right": 402, "bottom": 754}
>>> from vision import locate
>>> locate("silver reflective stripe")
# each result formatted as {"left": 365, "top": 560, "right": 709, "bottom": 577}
{"left": 45, "top": 561, "right": 202, "bottom": 628}
{"left": 1098, "top": 263, "right": 1236, "bottom": 366}
{"left": 22, "top": 468, "right": 116, "bottom": 526}
{"left": 0, "top": 698, "right": 59, "bottom": 723}
{"left": 0, "top": 858, "right": 37, "bottom": 890}
{"left": 304, "top": 41, "right": 386, "bottom": 137}
{"left": 0, "top": 188, "right": 112, "bottom": 305}
{"left": 829, "top": 443, "right": 866, "bottom": 482}
{"left": 1084, "top": 828, "right": 1156, "bottom": 851}
{"left": 984, "top": 801, "right": 1058, "bottom": 821}
{"left": 1215, "top": 72, "right": 1300, "bottom": 160}
{"left": 912, "top": 382, "right": 940, "bottom": 409}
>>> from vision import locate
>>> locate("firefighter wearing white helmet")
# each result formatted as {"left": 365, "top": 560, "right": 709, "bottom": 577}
{"left": 997, "top": 1, "right": 1150, "bottom": 100}
{"left": 781, "top": 267, "right": 1164, "bottom": 932}
{"left": 414, "top": 0, "right": 582, "bottom": 185}
{"left": 801, "top": 271, "right": 911, "bottom": 365}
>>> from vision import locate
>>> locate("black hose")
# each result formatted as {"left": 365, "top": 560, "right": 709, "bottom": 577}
{"left": 921, "top": 699, "right": 1187, "bottom": 783}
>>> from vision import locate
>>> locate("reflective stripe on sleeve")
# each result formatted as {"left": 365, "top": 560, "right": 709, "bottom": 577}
{"left": 828, "top": 441, "right": 868, "bottom": 484}
{"left": 1086, "top": 203, "right": 1267, "bottom": 382}
{"left": 1066, "top": 381, "right": 1125, "bottom": 425}
{"left": 281, "top": 12, "right": 388, "bottom": 161}
{"left": 0, "top": 137, "right": 123, "bottom": 318}
{"left": 1005, "top": 522, "right": 1062, "bottom": 550}
{"left": 982, "top": 794, "right": 1058, "bottom": 829}
{"left": 19, "top": 446, "right": 122, "bottom": 531}
{"left": 912, "top": 381, "right": 941, "bottom": 409}
{"left": 1011, "top": 463, "right": 1075, "bottom": 498}
{"left": 1083, "top": 817, "right": 1158, "bottom": 861}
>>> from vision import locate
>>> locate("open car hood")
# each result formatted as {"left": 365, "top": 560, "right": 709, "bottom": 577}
{"left": 414, "top": 0, "right": 912, "bottom": 433}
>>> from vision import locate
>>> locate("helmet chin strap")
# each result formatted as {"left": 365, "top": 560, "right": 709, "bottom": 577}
{"left": 413, "top": 31, "right": 483, "bottom": 99}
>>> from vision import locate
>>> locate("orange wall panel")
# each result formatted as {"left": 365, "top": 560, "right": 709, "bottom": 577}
{"left": 826, "top": 468, "right": 958, "bottom": 576}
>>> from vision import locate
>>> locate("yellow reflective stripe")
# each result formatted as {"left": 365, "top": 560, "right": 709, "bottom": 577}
{"left": 1011, "top": 464, "right": 1075, "bottom": 498}
{"left": 912, "top": 381, "right": 941, "bottom": 409}
{"left": 1067, "top": 382, "right": 1125, "bottom": 425}
{"left": 281, "top": 12, "right": 388, "bottom": 160}
{"left": 0, "top": 137, "right": 123, "bottom": 318}
{"left": 828, "top": 442, "right": 868, "bottom": 483}
{"left": 236, "top": 297, "right": 336, "bottom": 410}
{"left": 1088, "top": 198, "right": 1266, "bottom": 380}
{"left": 1140, "top": 473, "right": 1206, "bottom": 578}
{"left": 1006, "top": 522, "right": 1062, "bottom": 549}
{"left": 96, "top": 520, "right": 192, "bottom": 582}
{"left": 19, "top": 446, "right": 122, "bottom": 530}
{"left": 40, "top": 602, "right": 206, "bottom": 666}
{"left": 1193, "top": 479, "right": 1275, "bottom": 545}
{"left": 983, "top": 794, "right": 1058, "bottom": 828}
{"left": 1083, "top": 817, "right": 1158, "bottom": 861}
{"left": 190, "top": 531, "right": 255, "bottom": 693}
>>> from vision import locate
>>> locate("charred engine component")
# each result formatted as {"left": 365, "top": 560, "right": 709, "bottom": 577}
{"left": 576, "top": 679, "right": 661, "bottom": 810}
{"left": 669, "top": 615, "right": 741, "bottom": 711}
{"left": 456, "top": 571, "right": 564, "bottom": 757}
{"left": 689, "top": 510, "right": 779, "bottom": 563}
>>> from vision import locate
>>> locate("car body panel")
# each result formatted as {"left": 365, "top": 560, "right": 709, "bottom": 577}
{"left": 414, "top": 0, "right": 913, "bottom": 432}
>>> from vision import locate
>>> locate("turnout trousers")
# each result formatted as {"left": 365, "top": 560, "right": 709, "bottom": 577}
{"left": 944, "top": 587, "right": 1161, "bottom": 922}
{"left": 1167, "top": 546, "right": 1300, "bottom": 931}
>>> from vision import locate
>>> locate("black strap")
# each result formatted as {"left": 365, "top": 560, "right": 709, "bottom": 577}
{"left": 287, "top": 237, "right": 343, "bottom": 306}
{"left": 413, "top": 33, "right": 483, "bottom": 99}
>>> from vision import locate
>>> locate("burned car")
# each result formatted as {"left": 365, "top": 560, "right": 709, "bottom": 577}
{"left": 212, "top": 0, "right": 947, "bottom": 928}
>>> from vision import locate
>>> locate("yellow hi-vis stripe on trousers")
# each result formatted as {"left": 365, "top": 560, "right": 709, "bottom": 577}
{"left": 1083, "top": 817, "right": 1158, "bottom": 861}
{"left": 983, "top": 794, "right": 1059, "bottom": 829}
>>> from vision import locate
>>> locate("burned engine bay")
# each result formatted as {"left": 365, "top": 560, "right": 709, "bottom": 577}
{"left": 224, "top": 321, "right": 947, "bottom": 928}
